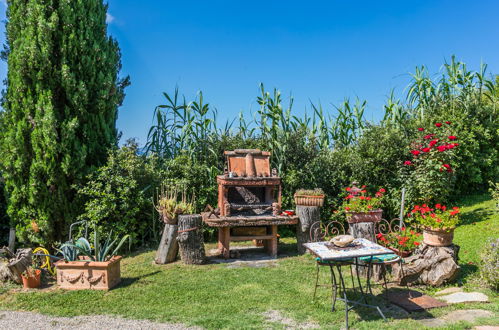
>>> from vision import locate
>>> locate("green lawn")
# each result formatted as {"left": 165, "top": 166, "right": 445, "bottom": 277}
{"left": 1, "top": 194, "right": 497, "bottom": 329}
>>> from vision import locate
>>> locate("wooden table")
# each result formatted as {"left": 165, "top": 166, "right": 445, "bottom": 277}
{"left": 304, "top": 238, "right": 394, "bottom": 329}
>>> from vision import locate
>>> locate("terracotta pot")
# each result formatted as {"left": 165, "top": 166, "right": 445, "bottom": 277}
{"left": 387, "top": 246, "right": 412, "bottom": 258}
{"left": 294, "top": 194, "right": 325, "bottom": 206}
{"left": 346, "top": 209, "right": 382, "bottom": 223}
{"left": 21, "top": 269, "right": 41, "bottom": 289}
{"left": 423, "top": 227, "right": 454, "bottom": 246}
{"left": 55, "top": 256, "right": 122, "bottom": 290}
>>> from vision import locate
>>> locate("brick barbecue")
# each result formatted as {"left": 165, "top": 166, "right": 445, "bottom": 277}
{"left": 202, "top": 149, "right": 298, "bottom": 258}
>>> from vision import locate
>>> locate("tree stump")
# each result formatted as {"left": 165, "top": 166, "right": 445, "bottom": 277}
{"left": 296, "top": 205, "right": 321, "bottom": 254}
{"left": 349, "top": 222, "right": 381, "bottom": 279}
{"left": 155, "top": 223, "right": 179, "bottom": 264}
{"left": 177, "top": 214, "right": 206, "bottom": 265}
{"left": 393, "top": 243, "right": 460, "bottom": 286}
{"left": 1, "top": 248, "right": 32, "bottom": 283}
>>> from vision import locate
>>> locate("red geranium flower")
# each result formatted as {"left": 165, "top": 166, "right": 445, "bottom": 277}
{"left": 414, "top": 242, "right": 420, "bottom": 246}
{"left": 346, "top": 187, "right": 351, "bottom": 192}
{"left": 448, "top": 136, "right": 457, "bottom": 140}
{"left": 345, "top": 194, "right": 354, "bottom": 199}
{"left": 379, "top": 188, "right": 386, "bottom": 193}
{"left": 367, "top": 205, "right": 373, "bottom": 209}
{"left": 437, "top": 145, "right": 447, "bottom": 152}
{"left": 446, "top": 144, "right": 455, "bottom": 149}
{"left": 411, "top": 150, "right": 420, "bottom": 156}
{"left": 424, "top": 134, "right": 435, "bottom": 139}
{"left": 375, "top": 192, "right": 382, "bottom": 197}
{"left": 361, "top": 189, "right": 367, "bottom": 193}
{"left": 429, "top": 139, "right": 438, "bottom": 147}
{"left": 422, "top": 147, "right": 431, "bottom": 152}
{"left": 404, "top": 160, "right": 412, "bottom": 165}
{"left": 418, "top": 127, "right": 424, "bottom": 131}
{"left": 366, "top": 196, "right": 372, "bottom": 201}
{"left": 359, "top": 196, "right": 366, "bottom": 200}
{"left": 436, "top": 218, "right": 442, "bottom": 223}
{"left": 442, "top": 164, "right": 451, "bottom": 169}
{"left": 435, "top": 203, "right": 441, "bottom": 209}
{"left": 435, "top": 123, "right": 442, "bottom": 127}
{"left": 361, "top": 185, "right": 366, "bottom": 188}
{"left": 345, "top": 207, "right": 351, "bottom": 211}
{"left": 445, "top": 121, "right": 451, "bottom": 125}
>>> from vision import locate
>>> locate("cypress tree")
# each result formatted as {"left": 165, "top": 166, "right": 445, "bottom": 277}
{"left": 0, "top": 0, "right": 129, "bottom": 244}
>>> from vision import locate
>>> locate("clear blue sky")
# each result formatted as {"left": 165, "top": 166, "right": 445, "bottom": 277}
{"left": 1, "top": 1, "right": 498, "bottom": 146}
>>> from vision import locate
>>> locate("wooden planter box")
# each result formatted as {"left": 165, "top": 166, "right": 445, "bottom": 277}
{"left": 423, "top": 228, "right": 455, "bottom": 247}
{"left": 346, "top": 209, "right": 382, "bottom": 223}
{"left": 294, "top": 194, "right": 325, "bottom": 206}
{"left": 55, "top": 256, "right": 122, "bottom": 290}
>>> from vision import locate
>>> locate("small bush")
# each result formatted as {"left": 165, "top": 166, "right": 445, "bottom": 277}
{"left": 76, "top": 141, "right": 162, "bottom": 247}
{"left": 480, "top": 238, "right": 499, "bottom": 291}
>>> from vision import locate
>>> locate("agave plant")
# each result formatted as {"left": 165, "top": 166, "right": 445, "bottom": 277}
{"left": 59, "top": 229, "right": 130, "bottom": 262}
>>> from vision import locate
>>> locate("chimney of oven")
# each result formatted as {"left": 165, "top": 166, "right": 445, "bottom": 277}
{"left": 245, "top": 152, "right": 256, "bottom": 177}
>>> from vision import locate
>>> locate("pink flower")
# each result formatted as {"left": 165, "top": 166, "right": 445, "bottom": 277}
{"left": 418, "top": 127, "right": 424, "bottom": 131}
{"left": 379, "top": 188, "right": 386, "bottom": 193}
{"left": 404, "top": 160, "right": 412, "bottom": 165}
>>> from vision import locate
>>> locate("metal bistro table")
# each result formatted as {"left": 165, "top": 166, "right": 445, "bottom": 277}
{"left": 304, "top": 238, "right": 394, "bottom": 329}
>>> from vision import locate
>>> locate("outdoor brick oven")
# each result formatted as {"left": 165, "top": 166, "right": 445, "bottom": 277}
{"left": 202, "top": 149, "right": 298, "bottom": 258}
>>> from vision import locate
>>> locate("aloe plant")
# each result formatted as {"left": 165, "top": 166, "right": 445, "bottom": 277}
{"left": 59, "top": 230, "right": 130, "bottom": 262}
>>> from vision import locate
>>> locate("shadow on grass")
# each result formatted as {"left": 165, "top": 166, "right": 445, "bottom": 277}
{"left": 118, "top": 271, "right": 161, "bottom": 289}
{"left": 456, "top": 263, "right": 479, "bottom": 285}
{"left": 452, "top": 194, "right": 491, "bottom": 207}
{"left": 459, "top": 207, "right": 494, "bottom": 225}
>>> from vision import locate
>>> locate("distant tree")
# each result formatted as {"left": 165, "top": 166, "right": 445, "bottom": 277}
{"left": 0, "top": 0, "right": 130, "bottom": 244}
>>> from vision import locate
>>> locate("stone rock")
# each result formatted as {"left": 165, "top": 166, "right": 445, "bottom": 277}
{"left": 439, "top": 292, "right": 489, "bottom": 304}
{"left": 435, "top": 287, "right": 463, "bottom": 296}
{"left": 419, "top": 309, "right": 494, "bottom": 328}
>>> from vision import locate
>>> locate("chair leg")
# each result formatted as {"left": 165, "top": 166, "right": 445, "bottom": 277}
{"left": 366, "top": 262, "right": 373, "bottom": 296}
{"left": 313, "top": 263, "right": 320, "bottom": 301}
{"left": 382, "top": 264, "right": 389, "bottom": 300}
{"left": 399, "top": 260, "right": 412, "bottom": 299}
{"left": 330, "top": 265, "right": 338, "bottom": 312}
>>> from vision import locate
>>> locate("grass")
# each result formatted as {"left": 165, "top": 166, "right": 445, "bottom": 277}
{"left": 0, "top": 194, "right": 497, "bottom": 329}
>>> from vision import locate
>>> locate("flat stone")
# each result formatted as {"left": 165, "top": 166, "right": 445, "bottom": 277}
{"left": 435, "top": 287, "right": 463, "bottom": 296}
{"left": 439, "top": 292, "right": 489, "bottom": 304}
{"left": 443, "top": 309, "right": 493, "bottom": 323}
{"left": 419, "top": 309, "right": 494, "bottom": 328}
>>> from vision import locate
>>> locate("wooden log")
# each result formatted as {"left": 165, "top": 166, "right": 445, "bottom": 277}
{"left": 177, "top": 214, "right": 206, "bottom": 265}
{"left": 393, "top": 243, "right": 460, "bottom": 286}
{"left": 154, "top": 223, "right": 179, "bottom": 264}
{"left": 296, "top": 205, "right": 321, "bottom": 254}
{"left": 7, "top": 248, "right": 32, "bottom": 283}
{"left": 349, "top": 222, "right": 381, "bottom": 279}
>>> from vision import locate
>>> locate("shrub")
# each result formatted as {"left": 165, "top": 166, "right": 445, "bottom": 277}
{"left": 480, "top": 238, "right": 499, "bottom": 291}
{"left": 76, "top": 141, "right": 162, "bottom": 247}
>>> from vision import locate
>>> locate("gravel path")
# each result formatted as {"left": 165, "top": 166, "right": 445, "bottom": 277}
{"left": 0, "top": 311, "right": 200, "bottom": 330}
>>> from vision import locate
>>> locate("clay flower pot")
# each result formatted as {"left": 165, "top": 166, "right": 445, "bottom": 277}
{"left": 294, "top": 194, "right": 325, "bottom": 207}
{"left": 387, "top": 246, "right": 413, "bottom": 258}
{"left": 21, "top": 269, "right": 41, "bottom": 289}
{"left": 423, "top": 227, "right": 455, "bottom": 247}
{"left": 55, "top": 256, "right": 122, "bottom": 290}
{"left": 346, "top": 209, "right": 382, "bottom": 223}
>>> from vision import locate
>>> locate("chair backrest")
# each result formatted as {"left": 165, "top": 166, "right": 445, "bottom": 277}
{"left": 309, "top": 221, "right": 346, "bottom": 242}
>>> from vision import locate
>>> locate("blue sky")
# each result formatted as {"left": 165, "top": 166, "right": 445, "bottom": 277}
{"left": 1, "top": 1, "right": 498, "bottom": 145}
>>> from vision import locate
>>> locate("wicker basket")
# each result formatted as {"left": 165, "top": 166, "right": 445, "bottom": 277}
{"left": 294, "top": 194, "right": 325, "bottom": 206}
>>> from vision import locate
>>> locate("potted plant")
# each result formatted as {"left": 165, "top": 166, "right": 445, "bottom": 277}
{"left": 54, "top": 229, "right": 130, "bottom": 290}
{"left": 21, "top": 266, "right": 41, "bottom": 289}
{"left": 342, "top": 184, "right": 386, "bottom": 223}
{"left": 156, "top": 184, "right": 194, "bottom": 224}
{"left": 294, "top": 188, "right": 325, "bottom": 206}
{"left": 376, "top": 227, "right": 422, "bottom": 257}
{"left": 409, "top": 203, "right": 460, "bottom": 246}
